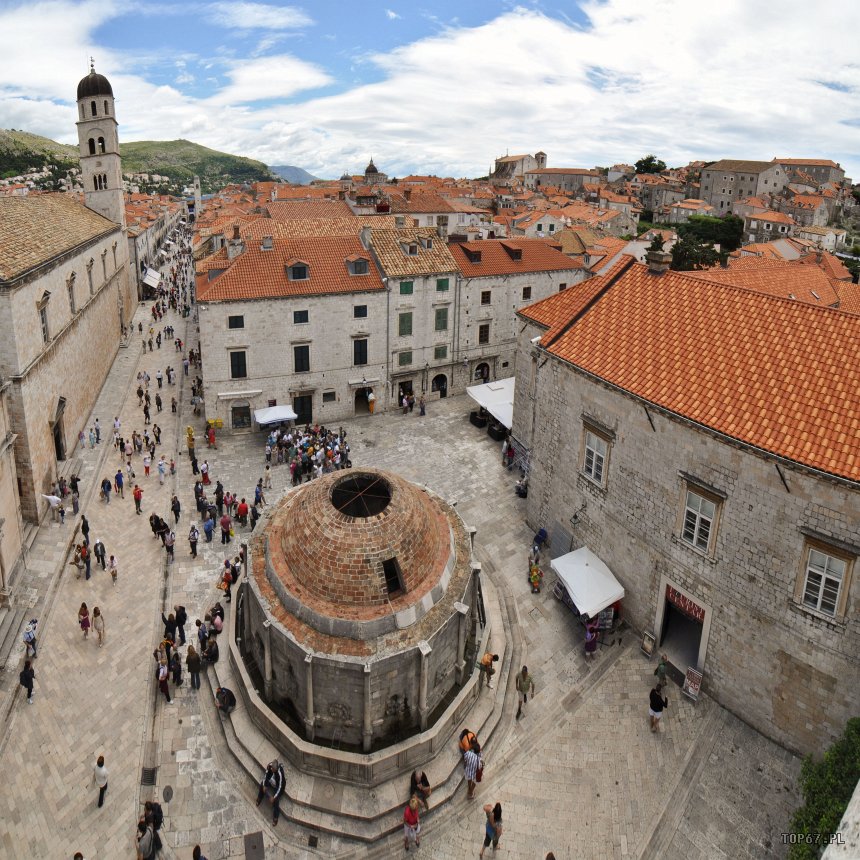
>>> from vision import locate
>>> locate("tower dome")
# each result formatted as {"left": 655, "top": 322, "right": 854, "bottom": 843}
{"left": 77, "top": 63, "right": 114, "bottom": 100}
{"left": 365, "top": 158, "right": 379, "bottom": 175}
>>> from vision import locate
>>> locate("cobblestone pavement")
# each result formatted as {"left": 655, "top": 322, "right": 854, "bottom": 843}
{"left": 0, "top": 311, "right": 801, "bottom": 859}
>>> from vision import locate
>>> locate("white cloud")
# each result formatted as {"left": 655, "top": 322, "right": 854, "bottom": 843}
{"left": 208, "top": 2, "right": 312, "bottom": 31}
{"left": 1, "top": 1, "right": 859, "bottom": 180}
{"left": 385, "top": 9, "right": 400, "bottom": 20}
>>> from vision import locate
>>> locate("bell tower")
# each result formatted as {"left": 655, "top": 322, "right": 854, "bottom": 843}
{"left": 76, "top": 59, "right": 126, "bottom": 228}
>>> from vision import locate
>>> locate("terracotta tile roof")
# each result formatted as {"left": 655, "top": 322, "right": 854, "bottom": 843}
{"left": 753, "top": 210, "right": 795, "bottom": 225}
{"left": 833, "top": 281, "right": 860, "bottom": 315}
{"left": 450, "top": 238, "right": 583, "bottom": 278}
{"left": 776, "top": 158, "right": 841, "bottom": 169}
{"left": 369, "top": 228, "right": 459, "bottom": 277}
{"left": 0, "top": 193, "right": 117, "bottom": 281}
{"left": 239, "top": 215, "right": 398, "bottom": 240}
{"left": 688, "top": 257, "right": 840, "bottom": 305}
{"left": 386, "top": 192, "right": 456, "bottom": 214}
{"left": 195, "top": 247, "right": 228, "bottom": 274}
{"left": 588, "top": 237, "right": 631, "bottom": 273}
{"left": 705, "top": 159, "right": 775, "bottom": 173}
{"left": 196, "top": 235, "right": 384, "bottom": 302}
{"left": 520, "top": 258, "right": 860, "bottom": 481}
{"left": 526, "top": 168, "right": 599, "bottom": 176}
{"left": 794, "top": 251, "right": 854, "bottom": 282}
{"left": 266, "top": 200, "right": 353, "bottom": 220}
{"left": 496, "top": 154, "right": 529, "bottom": 163}
{"left": 740, "top": 243, "right": 785, "bottom": 260}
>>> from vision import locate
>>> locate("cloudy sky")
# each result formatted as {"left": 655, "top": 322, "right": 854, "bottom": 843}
{"left": 1, "top": 0, "right": 858, "bottom": 179}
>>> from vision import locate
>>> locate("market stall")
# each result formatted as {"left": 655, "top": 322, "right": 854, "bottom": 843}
{"left": 551, "top": 546, "right": 624, "bottom": 629}
{"left": 253, "top": 404, "right": 298, "bottom": 427}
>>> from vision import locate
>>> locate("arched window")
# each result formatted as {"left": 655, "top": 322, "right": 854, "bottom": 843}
{"left": 104, "top": 100, "right": 109, "bottom": 114}
{"left": 102, "top": 173, "right": 108, "bottom": 188}
{"left": 93, "top": 176, "right": 99, "bottom": 191}
{"left": 98, "top": 137, "right": 105, "bottom": 153}
{"left": 88, "top": 138, "right": 96, "bottom": 155}
{"left": 79, "top": 104, "right": 84, "bottom": 120}
{"left": 91, "top": 100, "right": 97, "bottom": 116}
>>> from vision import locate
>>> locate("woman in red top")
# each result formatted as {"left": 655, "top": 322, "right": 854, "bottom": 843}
{"left": 403, "top": 795, "right": 420, "bottom": 851}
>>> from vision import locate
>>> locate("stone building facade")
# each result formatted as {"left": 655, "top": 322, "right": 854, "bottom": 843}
{"left": 699, "top": 159, "right": 788, "bottom": 213}
{"left": 511, "top": 254, "right": 860, "bottom": 756}
{"left": 0, "top": 379, "right": 24, "bottom": 598}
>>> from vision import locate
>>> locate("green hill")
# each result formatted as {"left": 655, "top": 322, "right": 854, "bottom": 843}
{"left": 0, "top": 130, "right": 275, "bottom": 191}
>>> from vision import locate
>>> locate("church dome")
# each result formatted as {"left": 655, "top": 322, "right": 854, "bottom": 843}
{"left": 365, "top": 159, "right": 379, "bottom": 175}
{"left": 77, "top": 67, "right": 114, "bottom": 100}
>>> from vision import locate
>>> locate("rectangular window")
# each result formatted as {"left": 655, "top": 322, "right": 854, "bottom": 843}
{"left": 481, "top": 290, "right": 491, "bottom": 305}
{"left": 293, "top": 309, "right": 309, "bottom": 324}
{"left": 87, "top": 266, "right": 94, "bottom": 295}
{"left": 537, "top": 223, "right": 543, "bottom": 232}
{"left": 398, "top": 350, "right": 412, "bottom": 366}
{"left": 522, "top": 286, "right": 532, "bottom": 300}
{"left": 229, "top": 350, "right": 247, "bottom": 379}
{"left": 802, "top": 547, "right": 846, "bottom": 617}
{"left": 290, "top": 264, "right": 308, "bottom": 280}
{"left": 434, "top": 307, "right": 448, "bottom": 331}
{"left": 559, "top": 283, "right": 567, "bottom": 292}
{"left": 227, "top": 315, "right": 244, "bottom": 329}
{"left": 353, "top": 338, "right": 368, "bottom": 366}
{"left": 322, "top": 390, "right": 337, "bottom": 404}
{"left": 478, "top": 323, "right": 490, "bottom": 344}
{"left": 436, "top": 278, "right": 449, "bottom": 292}
{"left": 682, "top": 490, "right": 716, "bottom": 552}
{"left": 353, "top": 259, "right": 368, "bottom": 274}
{"left": 68, "top": 284, "right": 76, "bottom": 315}
{"left": 294, "top": 344, "right": 310, "bottom": 373}
{"left": 354, "top": 304, "right": 368, "bottom": 318}
{"left": 583, "top": 430, "right": 607, "bottom": 485}
{"left": 400, "top": 280, "right": 414, "bottom": 295}
{"left": 434, "top": 345, "right": 448, "bottom": 360}
{"left": 382, "top": 557, "right": 405, "bottom": 596}
{"left": 398, "top": 312, "right": 413, "bottom": 337}
{"left": 39, "top": 306, "right": 49, "bottom": 344}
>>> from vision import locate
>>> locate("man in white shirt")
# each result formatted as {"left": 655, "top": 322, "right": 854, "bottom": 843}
{"left": 92, "top": 755, "right": 108, "bottom": 807}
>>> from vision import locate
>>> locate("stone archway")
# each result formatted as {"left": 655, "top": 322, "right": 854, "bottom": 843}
{"left": 431, "top": 374, "right": 448, "bottom": 398}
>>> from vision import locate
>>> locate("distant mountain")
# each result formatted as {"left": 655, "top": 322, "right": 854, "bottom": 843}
{"left": 119, "top": 139, "right": 274, "bottom": 191}
{"left": 270, "top": 164, "right": 318, "bottom": 185}
{"left": 0, "top": 130, "right": 276, "bottom": 192}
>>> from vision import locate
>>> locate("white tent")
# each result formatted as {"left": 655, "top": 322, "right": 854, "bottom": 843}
{"left": 254, "top": 405, "right": 298, "bottom": 426}
{"left": 466, "top": 377, "right": 515, "bottom": 428}
{"left": 142, "top": 268, "right": 162, "bottom": 288}
{"left": 550, "top": 547, "right": 625, "bottom": 619}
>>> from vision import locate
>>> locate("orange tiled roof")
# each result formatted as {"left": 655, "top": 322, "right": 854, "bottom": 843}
{"left": 833, "top": 281, "right": 860, "bottom": 315}
{"left": 196, "top": 235, "right": 385, "bottom": 302}
{"left": 239, "top": 215, "right": 397, "bottom": 240}
{"left": 794, "top": 251, "right": 854, "bottom": 282}
{"left": 521, "top": 258, "right": 860, "bottom": 481}
{"left": 369, "top": 228, "right": 459, "bottom": 277}
{"left": 266, "top": 200, "right": 353, "bottom": 220}
{"left": 450, "top": 238, "right": 582, "bottom": 278}
{"left": 776, "top": 158, "right": 841, "bottom": 169}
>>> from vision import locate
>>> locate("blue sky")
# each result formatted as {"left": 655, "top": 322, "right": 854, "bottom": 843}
{"left": 0, "top": 1, "right": 858, "bottom": 179}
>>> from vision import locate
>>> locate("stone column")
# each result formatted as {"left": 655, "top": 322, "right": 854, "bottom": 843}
{"left": 241, "top": 581, "right": 251, "bottom": 643}
{"left": 417, "top": 641, "right": 432, "bottom": 731}
{"left": 304, "top": 652, "right": 315, "bottom": 742}
{"left": 362, "top": 662, "right": 373, "bottom": 753}
{"left": 454, "top": 602, "right": 469, "bottom": 685}
{"left": 262, "top": 619, "right": 273, "bottom": 700}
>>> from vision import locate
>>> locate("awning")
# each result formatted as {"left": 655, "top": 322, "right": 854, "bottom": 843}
{"left": 550, "top": 547, "right": 625, "bottom": 619}
{"left": 254, "top": 405, "right": 298, "bottom": 426}
{"left": 466, "top": 377, "right": 515, "bottom": 428}
{"left": 142, "top": 268, "right": 162, "bottom": 288}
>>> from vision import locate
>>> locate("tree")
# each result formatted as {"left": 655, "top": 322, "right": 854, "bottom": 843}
{"left": 679, "top": 214, "right": 744, "bottom": 251}
{"left": 647, "top": 234, "right": 665, "bottom": 253}
{"left": 670, "top": 235, "right": 720, "bottom": 271}
{"left": 788, "top": 718, "right": 860, "bottom": 860}
{"left": 634, "top": 154, "right": 667, "bottom": 175}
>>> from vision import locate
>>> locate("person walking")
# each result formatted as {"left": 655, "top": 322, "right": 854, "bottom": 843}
{"left": 649, "top": 683, "right": 668, "bottom": 733}
{"left": 157, "top": 658, "right": 172, "bottom": 704}
{"left": 188, "top": 524, "right": 199, "bottom": 558}
{"left": 175, "top": 604, "right": 188, "bottom": 645}
{"left": 157, "top": 457, "right": 167, "bottom": 485}
{"left": 463, "top": 738, "right": 482, "bottom": 799}
{"left": 108, "top": 554, "right": 118, "bottom": 586}
{"left": 19, "top": 660, "right": 35, "bottom": 704}
{"left": 78, "top": 603, "right": 90, "bottom": 639}
{"left": 515, "top": 665, "right": 535, "bottom": 720}
{"left": 654, "top": 653, "right": 668, "bottom": 686}
{"left": 93, "top": 537, "right": 106, "bottom": 570}
{"left": 403, "top": 795, "right": 421, "bottom": 851}
{"left": 480, "top": 802, "right": 503, "bottom": 857}
{"left": 171, "top": 495, "right": 181, "bottom": 524}
{"left": 219, "top": 512, "right": 232, "bottom": 545}
{"left": 133, "top": 484, "right": 143, "bottom": 514}
{"left": 164, "top": 530, "right": 175, "bottom": 563}
{"left": 263, "top": 465, "right": 272, "bottom": 489}
{"left": 22, "top": 620, "right": 38, "bottom": 659}
{"left": 114, "top": 468, "right": 124, "bottom": 498}
{"left": 143, "top": 453, "right": 151, "bottom": 477}
{"left": 92, "top": 755, "right": 108, "bottom": 807}
{"left": 186, "top": 644, "right": 201, "bottom": 691}
{"left": 80, "top": 514, "right": 90, "bottom": 545}
{"left": 80, "top": 542, "right": 91, "bottom": 581}
{"left": 92, "top": 606, "right": 105, "bottom": 647}
{"left": 479, "top": 652, "right": 499, "bottom": 689}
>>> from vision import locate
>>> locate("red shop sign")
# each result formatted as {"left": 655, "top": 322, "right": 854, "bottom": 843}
{"left": 666, "top": 585, "right": 705, "bottom": 623}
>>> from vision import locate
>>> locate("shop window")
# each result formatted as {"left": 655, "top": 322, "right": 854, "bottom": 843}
{"left": 796, "top": 541, "right": 852, "bottom": 618}
{"left": 294, "top": 344, "right": 310, "bottom": 373}
{"left": 228, "top": 314, "right": 244, "bottom": 329}
{"left": 231, "top": 402, "right": 251, "bottom": 429}
{"left": 229, "top": 350, "right": 247, "bottom": 379}
{"left": 399, "top": 312, "right": 412, "bottom": 337}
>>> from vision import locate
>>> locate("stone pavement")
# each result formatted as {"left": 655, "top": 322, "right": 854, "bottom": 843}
{"left": 0, "top": 324, "right": 802, "bottom": 859}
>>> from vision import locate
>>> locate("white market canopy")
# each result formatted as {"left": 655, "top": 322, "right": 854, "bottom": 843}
{"left": 550, "top": 547, "right": 625, "bottom": 619}
{"left": 466, "top": 377, "right": 515, "bottom": 428}
{"left": 142, "top": 268, "right": 162, "bottom": 288}
{"left": 254, "top": 405, "right": 298, "bottom": 426}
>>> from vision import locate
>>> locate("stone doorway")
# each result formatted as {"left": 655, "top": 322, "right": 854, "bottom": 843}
{"left": 659, "top": 600, "right": 702, "bottom": 672}
{"left": 293, "top": 394, "right": 313, "bottom": 426}
{"left": 51, "top": 397, "right": 67, "bottom": 462}
{"left": 474, "top": 362, "right": 490, "bottom": 382}
{"left": 354, "top": 388, "right": 371, "bottom": 415}
{"left": 431, "top": 373, "right": 448, "bottom": 398}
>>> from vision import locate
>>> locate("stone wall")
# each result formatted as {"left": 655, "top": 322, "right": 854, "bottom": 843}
{"left": 514, "top": 327, "right": 860, "bottom": 756}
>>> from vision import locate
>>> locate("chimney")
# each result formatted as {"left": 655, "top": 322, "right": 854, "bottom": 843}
{"left": 359, "top": 225, "right": 372, "bottom": 249}
{"left": 403, "top": 188, "right": 412, "bottom": 201}
{"left": 261, "top": 235, "right": 273, "bottom": 251}
{"left": 232, "top": 224, "right": 240, "bottom": 240}
{"left": 646, "top": 248, "right": 672, "bottom": 275}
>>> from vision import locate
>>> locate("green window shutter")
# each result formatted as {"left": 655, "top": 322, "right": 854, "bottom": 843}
{"left": 400, "top": 280, "right": 414, "bottom": 295}
{"left": 436, "top": 278, "right": 449, "bottom": 292}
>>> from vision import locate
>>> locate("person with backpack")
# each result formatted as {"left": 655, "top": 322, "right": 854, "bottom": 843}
{"left": 22, "top": 619, "right": 37, "bottom": 658}
{"left": 135, "top": 820, "right": 157, "bottom": 860}
{"left": 19, "top": 660, "right": 35, "bottom": 704}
